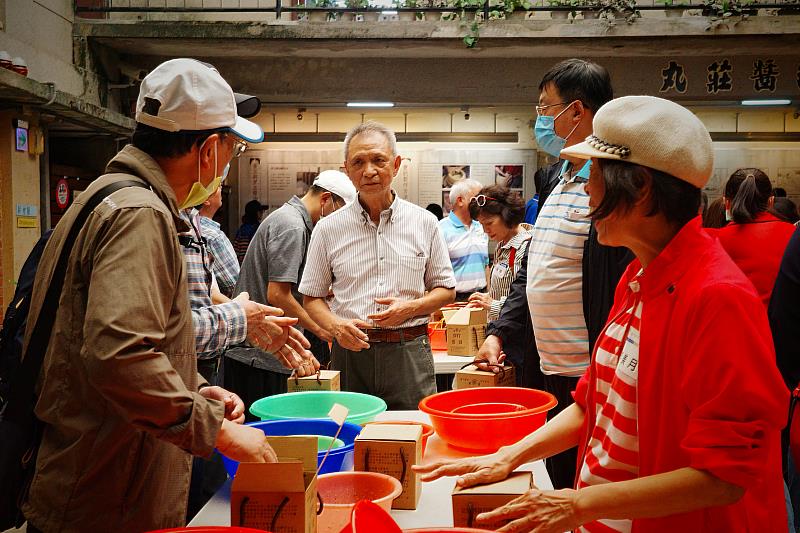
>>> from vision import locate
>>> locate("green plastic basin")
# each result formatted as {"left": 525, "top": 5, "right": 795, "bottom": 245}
{"left": 249, "top": 391, "right": 388, "bottom": 426}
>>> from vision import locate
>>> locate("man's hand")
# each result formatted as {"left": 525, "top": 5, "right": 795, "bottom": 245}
{"left": 468, "top": 292, "right": 493, "bottom": 310}
{"left": 367, "top": 297, "right": 416, "bottom": 328}
{"left": 475, "top": 334, "right": 506, "bottom": 373}
{"left": 200, "top": 385, "right": 245, "bottom": 424}
{"left": 216, "top": 419, "right": 278, "bottom": 463}
{"left": 233, "top": 292, "right": 287, "bottom": 348}
{"left": 332, "top": 318, "right": 372, "bottom": 351}
{"left": 273, "top": 327, "right": 320, "bottom": 377}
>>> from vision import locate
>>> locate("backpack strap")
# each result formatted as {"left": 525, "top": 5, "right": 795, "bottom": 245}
{"left": 3, "top": 179, "right": 149, "bottom": 422}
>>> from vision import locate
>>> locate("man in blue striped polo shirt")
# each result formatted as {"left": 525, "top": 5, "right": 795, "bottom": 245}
{"left": 439, "top": 178, "right": 489, "bottom": 301}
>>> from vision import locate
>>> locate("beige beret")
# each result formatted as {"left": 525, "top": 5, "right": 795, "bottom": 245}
{"left": 560, "top": 95, "right": 713, "bottom": 188}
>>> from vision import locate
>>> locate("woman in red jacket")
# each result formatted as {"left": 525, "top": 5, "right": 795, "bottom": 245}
{"left": 415, "top": 96, "right": 788, "bottom": 533}
{"left": 716, "top": 168, "right": 795, "bottom": 307}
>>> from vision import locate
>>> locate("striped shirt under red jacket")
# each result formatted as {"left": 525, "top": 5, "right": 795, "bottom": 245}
{"left": 576, "top": 272, "right": 643, "bottom": 533}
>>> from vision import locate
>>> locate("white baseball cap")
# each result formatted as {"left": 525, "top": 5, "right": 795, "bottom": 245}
{"left": 135, "top": 58, "right": 263, "bottom": 143}
{"left": 313, "top": 170, "right": 357, "bottom": 204}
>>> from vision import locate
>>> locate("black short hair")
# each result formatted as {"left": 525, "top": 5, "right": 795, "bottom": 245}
{"left": 724, "top": 168, "right": 772, "bottom": 224}
{"left": 426, "top": 203, "right": 444, "bottom": 220}
{"left": 539, "top": 59, "right": 614, "bottom": 113}
{"left": 309, "top": 184, "right": 344, "bottom": 205}
{"left": 468, "top": 185, "right": 526, "bottom": 227}
{"left": 131, "top": 123, "right": 227, "bottom": 159}
{"left": 771, "top": 197, "right": 799, "bottom": 224}
{"left": 591, "top": 159, "right": 700, "bottom": 228}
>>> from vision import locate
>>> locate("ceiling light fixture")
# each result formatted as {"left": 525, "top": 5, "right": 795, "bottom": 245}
{"left": 740, "top": 99, "right": 792, "bottom": 106}
{"left": 346, "top": 102, "right": 395, "bottom": 108}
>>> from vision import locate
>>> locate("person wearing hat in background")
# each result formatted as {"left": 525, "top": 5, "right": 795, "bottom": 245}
{"left": 233, "top": 199, "right": 267, "bottom": 264}
{"left": 415, "top": 96, "right": 788, "bottom": 532}
{"left": 19, "top": 58, "right": 297, "bottom": 532}
{"left": 229, "top": 169, "right": 356, "bottom": 417}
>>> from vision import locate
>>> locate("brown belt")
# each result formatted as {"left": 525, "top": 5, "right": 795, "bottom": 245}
{"left": 361, "top": 324, "right": 428, "bottom": 343}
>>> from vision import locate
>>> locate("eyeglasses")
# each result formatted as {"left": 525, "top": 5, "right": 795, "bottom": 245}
{"left": 231, "top": 138, "right": 248, "bottom": 159}
{"left": 469, "top": 194, "right": 497, "bottom": 207}
{"left": 535, "top": 102, "right": 570, "bottom": 116}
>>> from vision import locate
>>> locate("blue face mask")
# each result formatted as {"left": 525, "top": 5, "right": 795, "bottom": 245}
{"left": 534, "top": 102, "right": 579, "bottom": 158}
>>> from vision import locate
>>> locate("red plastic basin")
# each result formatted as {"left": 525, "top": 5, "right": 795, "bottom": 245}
{"left": 451, "top": 402, "right": 526, "bottom": 415}
{"left": 318, "top": 472, "right": 402, "bottom": 533}
{"left": 404, "top": 529, "right": 494, "bottom": 532}
{"left": 148, "top": 526, "right": 269, "bottom": 533}
{"left": 418, "top": 387, "right": 557, "bottom": 452}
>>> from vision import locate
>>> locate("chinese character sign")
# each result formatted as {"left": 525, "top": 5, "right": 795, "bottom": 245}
{"left": 660, "top": 61, "right": 688, "bottom": 93}
{"left": 706, "top": 59, "right": 733, "bottom": 94}
{"left": 750, "top": 59, "right": 780, "bottom": 92}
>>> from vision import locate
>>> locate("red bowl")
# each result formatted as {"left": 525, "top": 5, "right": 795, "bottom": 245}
{"left": 149, "top": 526, "right": 269, "bottom": 533}
{"left": 404, "top": 529, "right": 493, "bottom": 532}
{"left": 363, "top": 420, "right": 435, "bottom": 455}
{"left": 418, "top": 387, "right": 557, "bottom": 452}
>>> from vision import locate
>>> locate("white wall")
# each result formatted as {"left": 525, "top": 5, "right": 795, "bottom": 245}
{"left": 0, "top": 0, "right": 86, "bottom": 97}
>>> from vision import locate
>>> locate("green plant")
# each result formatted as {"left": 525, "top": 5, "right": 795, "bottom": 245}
{"left": 656, "top": 0, "right": 688, "bottom": 6}
{"left": 590, "top": 0, "right": 640, "bottom": 24}
{"left": 548, "top": 0, "right": 581, "bottom": 18}
{"left": 346, "top": 0, "right": 370, "bottom": 9}
{"left": 702, "top": 0, "right": 753, "bottom": 28}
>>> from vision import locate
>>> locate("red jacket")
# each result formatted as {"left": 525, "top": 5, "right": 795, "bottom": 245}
{"left": 715, "top": 211, "right": 795, "bottom": 308}
{"left": 574, "top": 217, "right": 788, "bottom": 532}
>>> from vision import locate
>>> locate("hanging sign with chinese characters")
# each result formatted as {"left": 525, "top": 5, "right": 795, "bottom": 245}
{"left": 656, "top": 56, "right": 798, "bottom": 99}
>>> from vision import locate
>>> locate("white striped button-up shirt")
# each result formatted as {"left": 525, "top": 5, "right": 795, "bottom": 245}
{"left": 527, "top": 160, "right": 592, "bottom": 376}
{"left": 299, "top": 193, "right": 456, "bottom": 329}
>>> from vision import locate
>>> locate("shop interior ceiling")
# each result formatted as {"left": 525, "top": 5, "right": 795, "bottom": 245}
{"left": 77, "top": 15, "right": 800, "bottom": 108}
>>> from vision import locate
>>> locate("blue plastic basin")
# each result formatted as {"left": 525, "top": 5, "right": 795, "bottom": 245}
{"left": 220, "top": 419, "right": 362, "bottom": 477}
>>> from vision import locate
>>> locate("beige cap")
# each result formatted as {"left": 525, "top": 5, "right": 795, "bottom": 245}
{"left": 313, "top": 170, "right": 357, "bottom": 204}
{"left": 135, "top": 58, "right": 263, "bottom": 143}
{"left": 560, "top": 95, "right": 713, "bottom": 188}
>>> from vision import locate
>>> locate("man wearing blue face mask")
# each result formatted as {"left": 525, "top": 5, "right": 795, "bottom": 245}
{"left": 474, "top": 59, "right": 633, "bottom": 490}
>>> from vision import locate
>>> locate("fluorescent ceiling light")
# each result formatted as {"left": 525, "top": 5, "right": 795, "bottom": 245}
{"left": 347, "top": 102, "right": 395, "bottom": 108}
{"left": 740, "top": 99, "right": 791, "bottom": 106}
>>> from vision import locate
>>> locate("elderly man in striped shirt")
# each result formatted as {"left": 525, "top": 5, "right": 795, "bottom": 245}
{"left": 300, "top": 121, "right": 456, "bottom": 410}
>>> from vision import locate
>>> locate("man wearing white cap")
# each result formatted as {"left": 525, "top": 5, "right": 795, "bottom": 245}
{"left": 20, "top": 58, "right": 302, "bottom": 532}
{"left": 230, "top": 169, "right": 356, "bottom": 411}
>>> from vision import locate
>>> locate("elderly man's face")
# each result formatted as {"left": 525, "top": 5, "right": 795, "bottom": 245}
{"left": 345, "top": 131, "right": 401, "bottom": 199}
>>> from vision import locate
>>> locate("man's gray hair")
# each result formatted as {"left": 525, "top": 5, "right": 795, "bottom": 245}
{"left": 449, "top": 178, "right": 483, "bottom": 205}
{"left": 343, "top": 120, "right": 398, "bottom": 161}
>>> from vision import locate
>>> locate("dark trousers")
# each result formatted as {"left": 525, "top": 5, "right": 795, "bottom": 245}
{"left": 331, "top": 335, "right": 437, "bottom": 410}
{"left": 197, "top": 356, "right": 222, "bottom": 386}
{"left": 306, "top": 329, "right": 331, "bottom": 368}
{"left": 543, "top": 373, "right": 581, "bottom": 489}
{"left": 223, "top": 355, "right": 290, "bottom": 423}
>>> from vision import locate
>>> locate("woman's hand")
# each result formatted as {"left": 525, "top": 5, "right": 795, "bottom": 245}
{"left": 476, "top": 488, "right": 583, "bottom": 533}
{"left": 412, "top": 449, "right": 517, "bottom": 488}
